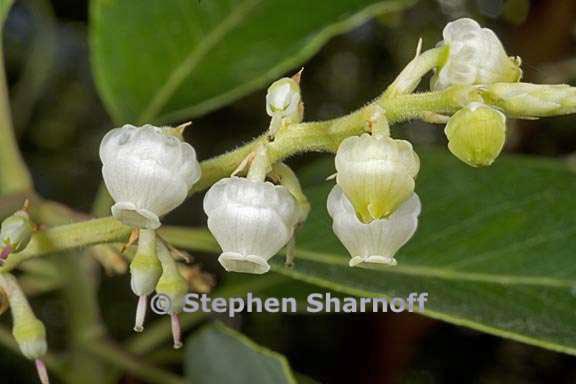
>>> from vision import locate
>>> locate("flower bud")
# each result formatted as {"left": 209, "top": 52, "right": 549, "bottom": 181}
{"left": 327, "top": 186, "right": 421, "bottom": 267}
{"left": 484, "top": 83, "right": 576, "bottom": 117}
{"left": 335, "top": 134, "right": 419, "bottom": 223}
{"left": 13, "top": 315, "right": 47, "bottom": 360}
{"left": 155, "top": 239, "right": 188, "bottom": 314}
{"left": 100, "top": 124, "right": 201, "bottom": 229}
{"left": 130, "top": 230, "right": 162, "bottom": 297}
{"left": 431, "top": 18, "right": 522, "bottom": 90}
{"left": 204, "top": 177, "right": 299, "bottom": 274}
{"left": 130, "top": 229, "right": 162, "bottom": 332}
{"left": 0, "top": 274, "right": 49, "bottom": 384}
{"left": 1, "top": 210, "right": 33, "bottom": 254}
{"left": 0, "top": 274, "right": 47, "bottom": 359}
{"left": 266, "top": 77, "right": 302, "bottom": 123}
{"left": 156, "top": 243, "right": 188, "bottom": 349}
{"left": 445, "top": 102, "right": 506, "bottom": 167}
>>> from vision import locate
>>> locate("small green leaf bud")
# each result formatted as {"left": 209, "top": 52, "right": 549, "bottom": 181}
{"left": 1, "top": 210, "right": 33, "bottom": 256}
{"left": 445, "top": 102, "right": 506, "bottom": 167}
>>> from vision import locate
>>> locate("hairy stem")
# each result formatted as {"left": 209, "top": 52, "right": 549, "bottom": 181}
{"left": 191, "top": 85, "right": 474, "bottom": 192}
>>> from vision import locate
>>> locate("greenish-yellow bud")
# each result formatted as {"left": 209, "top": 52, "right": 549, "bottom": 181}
{"left": 335, "top": 134, "right": 420, "bottom": 223}
{"left": 445, "top": 102, "right": 506, "bottom": 167}
{"left": 156, "top": 274, "right": 188, "bottom": 314}
{"left": 0, "top": 273, "right": 47, "bottom": 360}
{"left": 13, "top": 316, "right": 47, "bottom": 360}
{"left": 484, "top": 83, "right": 576, "bottom": 117}
{"left": 156, "top": 243, "right": 188, "bottom": 314}
{"left": 1, "top": 210, "right": 33, "bottom": 253}
{"left": 130, "top": 229, "right": 162, "bottom": 297}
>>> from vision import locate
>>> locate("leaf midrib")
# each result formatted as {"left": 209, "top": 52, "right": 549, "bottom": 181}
{"left": 272, "top": 263, "right": 576, "bottom": 356}
{"left": 291, "top": 249, "right": 576, "bottom": 288}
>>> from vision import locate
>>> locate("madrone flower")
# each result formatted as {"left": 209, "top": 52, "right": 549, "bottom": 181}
{"left": 431, "top": 18, "right": 522, "bottom": 90}
{"left": 99, "top": 124, "right": 201, "bottom": 229}
{"left": 327, "top": 185, "right": 421, "bottom": 267}
{"left": 204, "top": 177, "right": 299, "bottom": 274}
{"left": 335, "top": 134, "right": 419, "bottom": 223}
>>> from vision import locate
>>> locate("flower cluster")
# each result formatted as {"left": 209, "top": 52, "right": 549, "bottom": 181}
{"left": 1, "top": 17, "right": 542, "bottom": 378}
{"left": 95, "top": 20, "right": 528, "bottom": 280}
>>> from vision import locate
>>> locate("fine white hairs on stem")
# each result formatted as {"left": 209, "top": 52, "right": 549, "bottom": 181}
{"left": 327, "top": 185, "right": 421, "bottom": 267}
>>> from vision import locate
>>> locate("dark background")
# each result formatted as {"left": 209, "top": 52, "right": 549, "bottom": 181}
{"left": 3, "top": 0, "right": 576, "bottom": 383}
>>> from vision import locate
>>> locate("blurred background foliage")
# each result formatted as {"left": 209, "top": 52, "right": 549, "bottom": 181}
{"left": 3, "top": 0, "right": 576, "bottom": 383}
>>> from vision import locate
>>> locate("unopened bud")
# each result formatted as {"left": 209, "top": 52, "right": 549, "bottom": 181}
{"left": 13, "top": 316, "right": 47, "bottom": 360}
{"left": 155, "top": 244, "right": 188, "bottom": 315}
{"left": 431, "top": 18, "right": 522, "bottom": 90}
{"left": 1, "top": 210, "right": 33, "bottom": 254}
{"left": 156, "top": 243, "right": 188, "bottom": 349}
{"left": 445, "top": 102, "right": 506, "bottom": 167}
{"left": 129, "top": 229, "right": 161, "bottom": 332}
{"left": 484, "top": 83, "right": 576, "bottom": 117}
{"left": 129, "top": 229, "right": 162, "bottom": 297}
{"left": 0, "top": 274, "right": 47, "bottom": 360}
{"left": 266, "top": 77, "right": 302, "bottom": 123}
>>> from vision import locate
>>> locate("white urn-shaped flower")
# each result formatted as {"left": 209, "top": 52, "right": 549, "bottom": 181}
{"left": 99, "top": 124, "right": 201, "bottom": 229}
{"left": 327, "top": 185, "right": 421, "bottom": 267}
{"left": 335, "top": 133, "right": 419, "bottom": 223}
{"left": 204, "top": 177, "right": 299, "bottom": 274}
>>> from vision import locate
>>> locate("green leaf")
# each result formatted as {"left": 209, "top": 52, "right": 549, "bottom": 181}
{"left": 164, "top": 151, "right": 576, "bottom": 356}
{"left": 184, "top": 322, "right": 296, "bottom": 384}
{"left": 90, "top": 0, "right": 414, "bottom": 124}
{"left": 272, "top": 151, "right": 576, "bottom": 355}
{"left": 0, "top": 0, "right": 13, "bottom": 23}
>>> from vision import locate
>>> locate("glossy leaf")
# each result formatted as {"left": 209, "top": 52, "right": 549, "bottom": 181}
{"left": 185, "top": 322, "right": 296, "bottom": 384}
{"left": 0, "top": 0, "right": 12, "bottom": 23}
{"left": 90, "top": 0, "right": 414, "bottom": 124}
